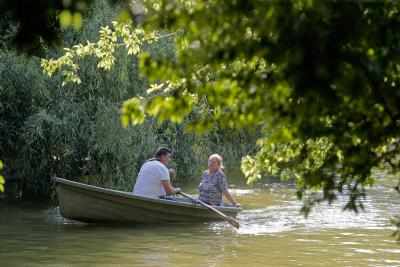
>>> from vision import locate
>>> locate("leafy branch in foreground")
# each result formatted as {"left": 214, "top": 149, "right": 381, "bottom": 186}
{"left": 41, "top": 21, "right": 161, "bottom": 85}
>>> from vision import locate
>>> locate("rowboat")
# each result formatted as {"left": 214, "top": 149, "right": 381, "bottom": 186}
{"left": 54, "top": 177, "right": 241, "bottom": 224}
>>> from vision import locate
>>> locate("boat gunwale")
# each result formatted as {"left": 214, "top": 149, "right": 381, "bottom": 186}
{"left": 54, "top": 177, "right": 241, "bottom": 213}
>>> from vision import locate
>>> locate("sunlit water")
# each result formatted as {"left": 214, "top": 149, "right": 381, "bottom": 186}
{"left": 1, "top": 179, "right": 399, "bottom": 267}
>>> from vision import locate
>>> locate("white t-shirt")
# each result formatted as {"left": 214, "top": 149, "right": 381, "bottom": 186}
{"left": 133, "top": 160, "right": 170, "bottom": 198}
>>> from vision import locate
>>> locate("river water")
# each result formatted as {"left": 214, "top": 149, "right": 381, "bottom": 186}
{"left": 1, "top": 178, "right": 399, "bottom": 267}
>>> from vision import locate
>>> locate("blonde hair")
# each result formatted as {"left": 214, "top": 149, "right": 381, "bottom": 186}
{"left": 209, "top": 153, "right": 224, "bottom": 170}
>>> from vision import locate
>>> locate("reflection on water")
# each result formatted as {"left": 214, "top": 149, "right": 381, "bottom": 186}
{"left": 237, "top": 192, "right": 389, "bottom": 235}
{"left": 0, "top": 179, "right": 399, "bottom": 267}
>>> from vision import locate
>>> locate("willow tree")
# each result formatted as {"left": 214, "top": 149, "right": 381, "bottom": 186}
{"left": 43, "top": 0, "right": 400, "bottom": 219}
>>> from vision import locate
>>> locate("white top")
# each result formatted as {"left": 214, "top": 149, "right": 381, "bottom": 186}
{"left": 133, "top": 160, "right": 170, "bottom": 198}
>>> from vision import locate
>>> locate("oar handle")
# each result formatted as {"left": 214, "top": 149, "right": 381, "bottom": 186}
{"left": 178, "top": 192, "right": 240, "bottom": 229}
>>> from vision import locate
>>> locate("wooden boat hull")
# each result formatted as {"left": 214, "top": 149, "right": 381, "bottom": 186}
{"left": 55, "top": 177, "right": 241, "bottom": 224}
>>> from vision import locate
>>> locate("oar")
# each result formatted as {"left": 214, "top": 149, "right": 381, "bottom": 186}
{"left": 178, "top": 191, "right": 240, "bottom": 229}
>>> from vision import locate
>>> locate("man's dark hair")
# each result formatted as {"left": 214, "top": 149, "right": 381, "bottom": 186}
{"left": 154, "top": 147, "right": 172, "bottom": 158}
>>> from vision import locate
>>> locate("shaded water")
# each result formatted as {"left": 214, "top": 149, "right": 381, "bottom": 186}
{"left": 1, "top": 178, "right": 399, "bottom": 266}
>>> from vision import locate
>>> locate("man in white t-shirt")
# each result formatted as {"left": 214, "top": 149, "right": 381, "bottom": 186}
{"left": 133, "top": 148, "right": 180, "bottom": 198}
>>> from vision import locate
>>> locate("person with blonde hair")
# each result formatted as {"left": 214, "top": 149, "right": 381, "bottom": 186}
{"left": 198, "top": 154, "right": 240, "bottom": 207}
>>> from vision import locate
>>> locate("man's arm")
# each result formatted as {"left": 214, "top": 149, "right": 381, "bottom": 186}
{"left": 161, "top": 180, "right": 180, "bottom": 195}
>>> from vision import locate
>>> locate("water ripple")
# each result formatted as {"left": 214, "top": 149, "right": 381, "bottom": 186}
{"left": 236, "top": 190, "right": 394, "bottom": 235}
